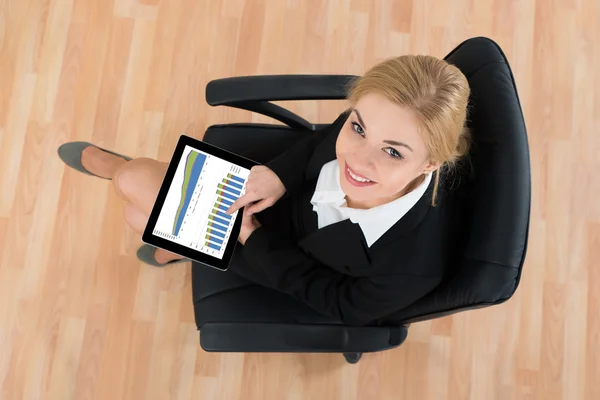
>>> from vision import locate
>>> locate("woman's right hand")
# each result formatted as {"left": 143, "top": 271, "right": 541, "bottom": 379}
{"left": 225, "top": 165, "right": 286, "bottom": 216}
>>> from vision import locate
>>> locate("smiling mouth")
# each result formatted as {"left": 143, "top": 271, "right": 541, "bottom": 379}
{"left": 345, "top": 162, "right": 377, "bottom": 184}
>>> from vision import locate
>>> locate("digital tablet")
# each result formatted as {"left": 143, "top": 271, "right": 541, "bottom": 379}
{"left": 142, "top": 134, "right": 259, "bottom": 271}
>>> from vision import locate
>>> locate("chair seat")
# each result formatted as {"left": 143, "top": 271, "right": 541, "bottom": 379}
{"left": 192, "top": 251, "right": 343, "bottom": 329}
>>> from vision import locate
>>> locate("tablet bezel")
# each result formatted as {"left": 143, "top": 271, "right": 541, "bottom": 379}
{"left": 141, "top": 134, "right": 260, "bottom": 271}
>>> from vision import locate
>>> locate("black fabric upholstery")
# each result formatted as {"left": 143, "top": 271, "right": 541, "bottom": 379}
{"left": 383, "top": 37, "right": 531, "bottom": 324}
{"left": 203, "top": 123, "right": 307, "bottom": 164}
{"left": 192, "top": 37, "right": 530, "bottom": 346}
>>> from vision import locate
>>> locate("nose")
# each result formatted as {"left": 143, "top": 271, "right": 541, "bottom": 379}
{"left": 352, "top": 148, "right": 375, "bottom": 170}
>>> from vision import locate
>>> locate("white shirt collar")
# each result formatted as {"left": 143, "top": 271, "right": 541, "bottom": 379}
{"left": 310, "top": 160, "right": 432, "bottom": 247}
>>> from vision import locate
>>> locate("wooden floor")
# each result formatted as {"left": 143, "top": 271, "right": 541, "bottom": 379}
{"left": 0, "top": 0, "right": 598, "bottom": 399}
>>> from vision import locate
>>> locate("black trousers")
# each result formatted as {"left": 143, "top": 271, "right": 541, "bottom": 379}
{"left": 191, "top": 195, "right": 343, "bottom": 329}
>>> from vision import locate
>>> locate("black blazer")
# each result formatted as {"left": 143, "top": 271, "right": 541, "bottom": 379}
{"left": 228, "top": 111, "right": 466, "bottom": 327}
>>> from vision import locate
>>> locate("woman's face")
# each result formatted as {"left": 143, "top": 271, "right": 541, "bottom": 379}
{"left": 336, "top": 93, "right": 439, "bottom": 209}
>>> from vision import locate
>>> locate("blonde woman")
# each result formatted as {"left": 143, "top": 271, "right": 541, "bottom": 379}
{"left": 58, "top": 55, "right": 471, "bottom": 328}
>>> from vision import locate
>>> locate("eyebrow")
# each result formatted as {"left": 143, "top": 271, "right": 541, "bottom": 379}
{"left": 352, "top": 109, "right": 414, "bottom": 152}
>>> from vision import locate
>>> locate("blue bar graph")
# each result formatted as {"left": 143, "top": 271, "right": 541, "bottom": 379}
{"left": 208, "top": 221, "right": 228, "bottom": 233}
{"left": 218, "top": 197, "right": 233, "bottom": 206}
{"left": 223, "top": 180, "right": 243, "bottom": 190}
{"left": 206, "top": 235, "right": 223, "bottom": 245}
{"left": 215, "top": 203, "right": 230, "bottom": 212}
{"left": 219, "top": 184, "right": 241, "bottom": 196}
{"left": 227, "top": 173, "right": 245, "bottom": 184}
{"left": 201, "top": 171, "right": 249, "bottom": 254}
{"left": 210, "top": 215, "right": 229, "bottom": 226}
{"left": 207, "top": 228, "right": 225, "bottom": 239}
{"left": 217, "top": 190, "right": 237, "bottom": 201}
{"left": 215, "top": 210, "right": 232, "bottom": 220}
{"left": 206, "top": 242, "right": 221, "bottom": 251}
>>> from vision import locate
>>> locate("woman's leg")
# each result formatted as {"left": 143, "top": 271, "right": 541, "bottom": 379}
{"left": 81, "top": 146, "right": 185, "bottom": 263}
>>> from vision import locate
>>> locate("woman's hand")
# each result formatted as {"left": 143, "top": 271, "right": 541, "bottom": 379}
{"left": 225, "top": 165, "right": 285, "bottom": 216}
{"left": 237, "top": 206, "right": 262, "bottom": 245}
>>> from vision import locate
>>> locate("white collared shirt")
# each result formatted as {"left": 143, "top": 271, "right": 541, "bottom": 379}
{"left": 310, "top": 160, "right": 432, "bottom": 247}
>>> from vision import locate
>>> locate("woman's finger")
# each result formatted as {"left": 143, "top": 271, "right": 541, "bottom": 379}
{"left": 225, "top": 192, "right": 256, "bottom": 215}
{"left": 245, "top": 198, "right": 272, "bottom": 216}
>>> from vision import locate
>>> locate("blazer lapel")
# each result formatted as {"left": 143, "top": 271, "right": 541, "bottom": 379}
{"left": 294, "top": 174, "right": 436, "bottom": 265}
{"left": 368, "top": 178, "right": 435, "bottom": 251}
{"left": 294, "top": 184, "right": 370, "bottom": 270}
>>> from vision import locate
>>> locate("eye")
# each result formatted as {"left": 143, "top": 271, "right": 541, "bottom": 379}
{"left": 351, "top": 121, "right": 403, "bottom": 160}
{"left": 385, "top": 148, "right": 404, "bottom": 160}
{"left": 351, "top": 121, "right": 365, "bottom": 136}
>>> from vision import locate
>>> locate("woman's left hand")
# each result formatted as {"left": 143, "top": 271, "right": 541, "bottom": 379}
{"left": 238, "top": 206, "right": 262, "bottom": 245}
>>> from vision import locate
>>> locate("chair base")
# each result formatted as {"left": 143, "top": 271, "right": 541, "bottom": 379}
{"left": 343, "top": 352, "right": 362, "bottom": 364}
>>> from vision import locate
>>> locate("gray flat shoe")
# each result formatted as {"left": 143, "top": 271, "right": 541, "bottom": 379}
{"left": 57, "top": 141, "right": 132, "bottom": 180}
{"left": 137, "top": 244, "right": 189, "bottom": 267}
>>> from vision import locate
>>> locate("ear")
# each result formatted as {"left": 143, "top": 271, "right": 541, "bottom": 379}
{"left": 422, "top": 160, "right": 442, "bottom": 174}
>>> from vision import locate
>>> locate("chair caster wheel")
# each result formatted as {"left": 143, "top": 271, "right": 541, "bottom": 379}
{"left": 343, "top": 352, "right": 362, "bottom": 364}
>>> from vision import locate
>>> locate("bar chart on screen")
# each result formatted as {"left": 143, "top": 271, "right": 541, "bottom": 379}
{"left": 152, "top": 145, "right": 250, "bottom": 259}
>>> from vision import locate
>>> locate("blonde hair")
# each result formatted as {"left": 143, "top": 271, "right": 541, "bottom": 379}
{"left": 347, "top": 55, "right": 471, "bottom": 206}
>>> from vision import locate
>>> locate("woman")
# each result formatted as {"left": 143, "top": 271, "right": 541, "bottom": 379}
{"left": 58, "top": 55, "right": 471, "bottom": 327}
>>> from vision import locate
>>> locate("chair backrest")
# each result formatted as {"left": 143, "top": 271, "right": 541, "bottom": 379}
{"left": 387, "top": 37, "right": 531, "bottom": 324}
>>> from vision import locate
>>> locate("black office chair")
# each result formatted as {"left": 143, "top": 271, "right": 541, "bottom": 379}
{"left": 193, "top": 37, "right": 531, "bottom": 363}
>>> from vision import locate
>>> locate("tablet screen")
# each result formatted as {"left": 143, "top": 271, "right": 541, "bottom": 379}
{"left": 151, "top": 145, "right": 250, "bottom": 260}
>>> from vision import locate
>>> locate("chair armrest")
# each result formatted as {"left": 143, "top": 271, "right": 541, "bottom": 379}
{"left": 199, "top": 322, "right": 407, "bottom": 353}
{"left": 205, "top": 75, "right": 358, "bottom": 130}
{"left": 206, "top": 75, "right": 358, "bottom": 105}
